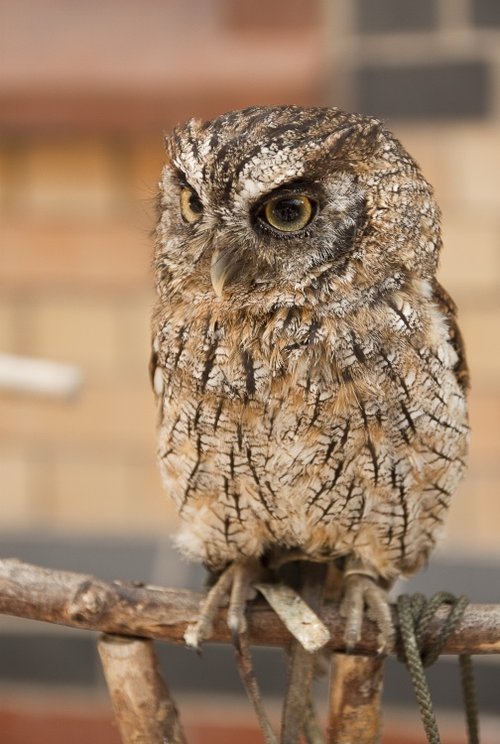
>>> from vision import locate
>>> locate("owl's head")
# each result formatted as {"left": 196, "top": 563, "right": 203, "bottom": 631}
{"left": 155, "top": 106, "right": 440, "bottom": 311}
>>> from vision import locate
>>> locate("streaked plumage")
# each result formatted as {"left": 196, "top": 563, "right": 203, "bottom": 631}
{"left": 152, "top": 105, "right": 469, "bottom": 588}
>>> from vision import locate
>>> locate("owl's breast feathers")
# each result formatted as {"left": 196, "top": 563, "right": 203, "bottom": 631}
{"left": 152, "top": 276, "right": 468, "bottom": 578}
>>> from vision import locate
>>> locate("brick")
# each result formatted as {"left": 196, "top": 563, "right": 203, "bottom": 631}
{"left": 0, "top": 219, "right": 150, "bottom": 290}
{"left": 0, "top": 30, "right": 324, "bottom": 132}
{"left": 52, "top": 455, "right": 130, "bottom": 532}
{"left": 115, "top": 292, "right": 155, "bottom": 382}
{"left": 471, "top": 0, "right": 500, "bottom": 27}
{"left": 417, "top": 387, "right": 500, "bottom": 553}
{"left": 354, "top": 61, "right": 490, "bottom": 120}
{"left": 17, "top": 140, "right": 119, "bottom": 217}
{"left": 467, "top": 387, "right": 500, "bottom": 464}
{"left": 0, "top": 380, "right": 157, "bottom": 453}
{"left": 438, "top": 214, "right": 500, "bottom": 294}
{"left": 355, "top": 0, "right": 436, "bottom": 33}
{"left": 128, "top": 138, "right": 164, "bottom": 209}
{"left": 0, "top": 297, "right": 16, "bottom": 350}
{"left": 394, "top": 126, "right": 449, "bottom": 202}
{"left": 0, "top": 448, "right": 33, "bottom": 526}
{"left": 0, "top": 698, "right": 120, "bottom": 744}
{"left": 398, "top": 124, "right": 500, "bottom": 226}
{"left": 50, "top": 452, "right": 175, "bottom": 533}
{"left": 29, "top": 294, "right": 119, "bottom": 375}
{"left": 0, "top": 80, "right": 325, "bottom": 133}
{"left": 220, "top": 0, "right": 321, "bottom": 31}
{"left": 0, "top": 1, "right": 322, "bottom": 96}
{"left": 446, "top": 474, "right": 500, "bottom": 554}
{"left": 459, "top": 307, "right": 500, "bottom": 383}
{"left": 0, "top": 146, "right": 8, "bottom": 213}
{"left": 441, "top": 125, "right": 500, "bottom": 214}
{"left": 124, "top": 458, "right": 178, "bottom": 531}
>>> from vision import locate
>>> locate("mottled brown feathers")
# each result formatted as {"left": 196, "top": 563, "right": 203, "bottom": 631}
{"left": 431, "top": 278, "right": 470, "bottom": 392}
{"left": 151, "top": 105, "right": 469, "bottom": 584}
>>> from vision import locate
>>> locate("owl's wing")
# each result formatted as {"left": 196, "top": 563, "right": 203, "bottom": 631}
{"left": 432, "top": 278, "right": 470, "bottom": 392}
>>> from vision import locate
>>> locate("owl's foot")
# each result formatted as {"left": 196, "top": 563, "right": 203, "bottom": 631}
{"left": 184, "top": 559, "right": 260, "bottom": 647}
{"left": 340, "top": 557, "right": 394, "bottom": 653}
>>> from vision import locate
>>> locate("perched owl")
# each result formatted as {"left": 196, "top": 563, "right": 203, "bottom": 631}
{"left": 151, "top": 106, "right": 469, "bottom": 739}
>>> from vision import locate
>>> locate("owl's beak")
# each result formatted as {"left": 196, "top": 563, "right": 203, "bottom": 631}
{"left": 210, "top": 248, "right": 238, "bottom": 298}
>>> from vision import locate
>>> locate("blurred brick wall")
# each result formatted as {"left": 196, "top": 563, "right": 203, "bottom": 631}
{"left": 401, "top": 123, "right": 500, "bottom": 555}
{"left": 326, "top": 0, "right": 500, "bottom": 557}
{"left": 0, "top": 135, "right": 173, "bottom": 534}
{"left": 0, "top": 0, "right": 324, "bottom": 538}
{"left": 0, "top": 0, "right": 499, "bottom": 560}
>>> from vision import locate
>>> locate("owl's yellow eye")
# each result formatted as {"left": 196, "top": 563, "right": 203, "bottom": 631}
{"left": 262, "top": 195, "right": 314, "bottom": 233}
{"left": 180, "top": 187, "right": 203, "bottom": 223}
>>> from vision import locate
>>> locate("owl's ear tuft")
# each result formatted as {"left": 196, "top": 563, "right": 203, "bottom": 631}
{"left": 166, "top": 118, "right": 204, "bottom": 158}
{"left": 321, "top": 124, "right": 359, "bottom": 156}
{"left": 184, "top": 117, "right": 206, "bottom": 143}
{"left": 323, "top": 120, "right": 381, "bottom": 159}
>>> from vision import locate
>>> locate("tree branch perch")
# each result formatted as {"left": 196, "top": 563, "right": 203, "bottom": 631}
{"left": 1, "top": 558, "right": 499, "bottom": 656}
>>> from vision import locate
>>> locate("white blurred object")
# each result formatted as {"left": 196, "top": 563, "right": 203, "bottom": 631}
{"left": 0, "top": 353, "right": 83, "bottom": 398}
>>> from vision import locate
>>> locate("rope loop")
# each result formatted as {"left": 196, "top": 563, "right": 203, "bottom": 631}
{"left": 397, "top": 592, "right": 479, "bottom": 744}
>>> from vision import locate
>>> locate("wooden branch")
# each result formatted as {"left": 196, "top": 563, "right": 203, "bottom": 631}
{"left": 1, "top": 558, "right": 500, "bottom": 656}
{"left": 328, "top": 655, "right": 384, "bottom": 744}
{"left": 98, "top": 635, "right": 186, "bottom": 744}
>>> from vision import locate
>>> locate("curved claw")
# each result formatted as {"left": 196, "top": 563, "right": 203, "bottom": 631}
{"left": 184, "top": 564, "right": 235, "bottom": 648}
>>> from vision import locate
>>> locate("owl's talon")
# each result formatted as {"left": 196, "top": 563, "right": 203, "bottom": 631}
{"left": 184, "top": 564, "right": 236, "bottom": 648}
{"left": 227, "top": 560, "right": 259, "bottom": 636}
{"left": 340, "top": 559, "right": 394, "bottom": 652}
{"left": 185, "top": 560, "right": 260, "bottom": 648}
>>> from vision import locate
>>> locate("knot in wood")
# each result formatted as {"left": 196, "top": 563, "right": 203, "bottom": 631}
{"left": 67, "top": 579, "right": 108, "bottom": 622}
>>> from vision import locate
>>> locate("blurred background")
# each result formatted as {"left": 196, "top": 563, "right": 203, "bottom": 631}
{"left": 0, "top": 1, "right": 499, "bottom": 742}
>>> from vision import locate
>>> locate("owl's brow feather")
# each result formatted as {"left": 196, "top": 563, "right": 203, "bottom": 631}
{"left": 218, "top": 123, "right": 362, "bottom": 201}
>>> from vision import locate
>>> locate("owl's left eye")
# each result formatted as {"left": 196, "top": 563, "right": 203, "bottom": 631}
{"left": 260, "top": 194, "right": 315, "bottom": 233}
{"left": 180, "top": 187, "right": 203, "bottom": 224}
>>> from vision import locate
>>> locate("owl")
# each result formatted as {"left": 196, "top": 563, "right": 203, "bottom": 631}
{"left": 151, "top": 106, "right": 469, "bottom": 739}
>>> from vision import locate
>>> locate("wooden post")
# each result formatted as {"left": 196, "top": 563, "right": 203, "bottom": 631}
{"left": 328, "top": 654, "right": 384, "bottom": 744}
{"left": 98, "top": 634, "right": 186, "bottom": 744}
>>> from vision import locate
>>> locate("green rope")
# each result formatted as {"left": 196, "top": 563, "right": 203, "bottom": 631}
{"left": 459, "top": 653, "right": 480, "bottom": 744}
{"left": 397, "top": 592, "right": 480, "bottom": 744}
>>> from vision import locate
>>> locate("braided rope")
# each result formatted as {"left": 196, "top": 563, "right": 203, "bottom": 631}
{"left": 459, "top": 653, "right": 480, "bottom": 744}
{"left": 397, "top": 592, "right": 480, "bottom": 744}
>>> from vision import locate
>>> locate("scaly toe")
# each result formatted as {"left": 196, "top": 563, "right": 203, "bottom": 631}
{"left": 227, "top": 561, "right": 259, "bottom": 638}
{"left": 340, "top": 564, "right": 394, "bottom": 652}
{"left": 184, "top": 564, "right": 235, "bottom": 648}
{"left": 340, "top": 574, "right": 370, "bottom": 649}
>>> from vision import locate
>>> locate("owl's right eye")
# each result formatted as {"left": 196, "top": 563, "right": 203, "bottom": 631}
{"left": 180, "top": 187, "right": 203, "bottom": 224}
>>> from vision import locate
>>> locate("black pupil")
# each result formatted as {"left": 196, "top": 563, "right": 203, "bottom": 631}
{"left": 189, "top": 192, "right": 203, "bottom": 213}
{"left": 272, "top": 198, "right": 304, "bottom": 223}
